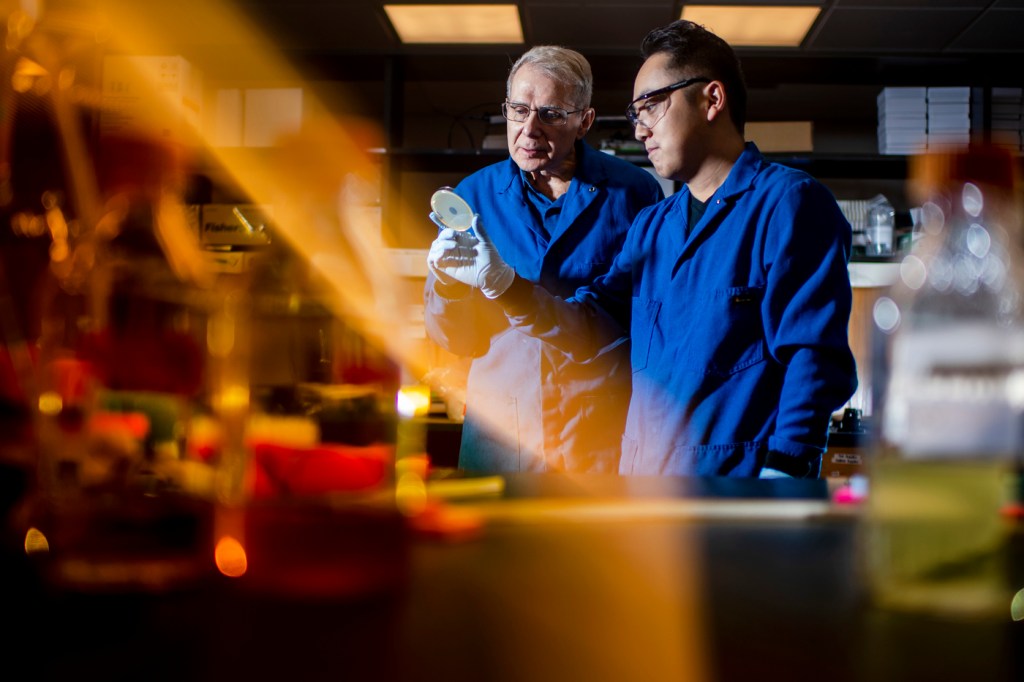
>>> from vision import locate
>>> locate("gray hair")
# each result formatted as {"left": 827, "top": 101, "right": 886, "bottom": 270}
{"left": 506, "top": 46, "right": 593, "bottom": 109}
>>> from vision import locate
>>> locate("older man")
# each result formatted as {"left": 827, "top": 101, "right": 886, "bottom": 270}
{"left": 424, "top": 45, "right": 663, "bottom": 473}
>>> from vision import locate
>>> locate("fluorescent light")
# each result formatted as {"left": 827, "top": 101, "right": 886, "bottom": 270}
{"left": 384, "top": 4, "right": 523, "bottom": 44}
{"left": 681, "top": 5, "right": 821, "bottom": 47}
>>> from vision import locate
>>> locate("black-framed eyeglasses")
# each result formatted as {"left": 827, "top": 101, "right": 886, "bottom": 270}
{"left": 502, "top": 101, "right": 585, "bottom": 126}
{"left": 625, "top": 77, "right": 711, "bottom": 128}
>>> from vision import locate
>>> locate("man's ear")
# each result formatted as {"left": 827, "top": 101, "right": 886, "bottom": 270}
{"left": 704, "top": 81, "right": 728, "bottom": 124}
{"left": 577, "top": 108, "right": 596, "bottom": 138}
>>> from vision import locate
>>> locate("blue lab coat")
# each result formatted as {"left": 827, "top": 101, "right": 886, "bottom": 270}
{"left": 424, "top": 141, "right": 663, "bottom": 472}
{"left": 500, "top": 143, "right": 858, "bottom": 476}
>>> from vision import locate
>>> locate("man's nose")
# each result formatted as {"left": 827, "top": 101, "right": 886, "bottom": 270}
{"left": 521, "top": 110, "right": 543, "bottom": 135}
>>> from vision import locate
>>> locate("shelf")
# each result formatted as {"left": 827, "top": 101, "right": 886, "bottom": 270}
{"left": 372, "top": 148, "right": 910, "bottom": 180}
{"left": 766, "top": 153, "right": 909, "bottom": 180}
{"left": 372, "top": 147, "right": 508, "bottom": 174}
{"left": 370, "top": 148, "right": 507, "bottom": 157}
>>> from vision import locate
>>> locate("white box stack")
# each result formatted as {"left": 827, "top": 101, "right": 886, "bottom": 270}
{"left": 926, "top": 86, "right": 971, "bottom": 150}
{"left": 877, "top": 87, "right": 927, "bottom": 155}
{"left": 991, "top": 87, "right": 1023, "bottom": 152}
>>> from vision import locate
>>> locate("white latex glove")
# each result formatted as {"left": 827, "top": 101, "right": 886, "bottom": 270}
{"left": 426, "top": 213, "right": 462, "bottom": 288}
{"left": 758, "top": 467, "right": 793, "bottom": 479}
{"left": 426, "top": 214, "right": 514, "bottom": 299}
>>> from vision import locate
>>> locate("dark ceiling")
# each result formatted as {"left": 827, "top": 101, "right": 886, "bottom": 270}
{"left": 219, "top": 1, "right": 1024, "bottom": 145}
{"left": 215, "top": 1, "right": 1019, "bottom": 149}
{"left": 234, "top": 0, "right": 1024, "bottom": 83}
{"left": 29, "top": 1, "right": 1024, "bottom": 152}
{"left": 34, "top": 1, "right": 1024, "bottom": 107}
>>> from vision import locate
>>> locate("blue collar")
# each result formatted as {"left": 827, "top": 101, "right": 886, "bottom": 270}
{"left": 712, "top": 141, "right": 765, "bottom": 202}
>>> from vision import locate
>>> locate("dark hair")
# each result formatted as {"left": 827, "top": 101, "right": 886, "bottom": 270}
{"left": 640, "top": 20, "right": 747, "bottom": 135}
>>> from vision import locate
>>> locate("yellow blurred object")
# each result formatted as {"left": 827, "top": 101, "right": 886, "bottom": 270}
{"left": 396, "top": 453, "right": 430, "bottom": 479}
{"left": 246, "top": 413, "right": 319, "bottom": 448}
{"left": 396, "top": 384, "right": 431, "bottom": 418}
{"left": 396, "top": 471, "right": 428, "bottom": 516}
{"left": 37, "top": 390, "right": 62, "bottom": 416}
{"left": 24, "top": 527, "right": 50, "bottom": 554}
{"left": 426, "top": 475, "right": 505, "bottom": 501}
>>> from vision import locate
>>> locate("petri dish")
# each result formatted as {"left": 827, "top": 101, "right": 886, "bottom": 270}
{"left": 430, "top": 187, "right": 474, "bottom": 231}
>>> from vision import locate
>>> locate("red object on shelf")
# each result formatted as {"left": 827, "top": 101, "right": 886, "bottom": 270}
{"left": 87, "top": 411, "right": 151, "bottom": 440}
{"left": 47, "top": 356, "right": 93, "bottom": 405}
{"left": 251, "top": 441, "right": 391, "bottom": 498}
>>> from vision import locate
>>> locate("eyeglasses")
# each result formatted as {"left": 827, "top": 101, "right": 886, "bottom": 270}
{"left": 502, "top": 101, "right": 585, "bottom": 126}
{"left": 625, "top": 77, "right": 711, "bottom": 129}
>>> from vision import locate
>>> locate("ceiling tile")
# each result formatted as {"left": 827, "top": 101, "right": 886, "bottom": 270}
{"left": 664, "top": 0, "right": 823, "bottom": 5}
{"left": 807, "top": 8, "right": 982, "bottom": 51}
{"left": 525, "top": 6, "right": 674, "bottom": 49}
{"left": 404, "top": 55, "right": 526, "bottom": 83}
{"left": 832, "top": 0, "right": 989, "bottom": 6}
{"left": 520, "top": 0, "right": 672, "bottom": 5}
{"left": 246, "top": 4, "right": 394, "bottom": 50}
{"left": 946, "top": 9, "right": 1024, "bottom": 50}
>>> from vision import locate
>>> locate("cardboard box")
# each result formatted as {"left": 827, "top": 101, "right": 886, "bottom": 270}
{"left": 746, "top": 121, "right": 813, "bottom": 152}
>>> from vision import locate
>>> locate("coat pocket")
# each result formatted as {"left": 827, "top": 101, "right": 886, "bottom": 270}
{"left": 683, "top": 285, "right": 766, "bottom": 376}
{"left": 630, "top": 297, "right": 661, "bottom": 373}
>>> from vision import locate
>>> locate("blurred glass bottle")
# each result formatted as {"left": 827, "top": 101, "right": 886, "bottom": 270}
{"left": 865, "top": 194, "right": 895, "bottom": 257}
{"left": 867, "top": 145, "right": 1024, "bottom": 618}
{"left": 31, "top": 136, "right": 216, "bottom": 591}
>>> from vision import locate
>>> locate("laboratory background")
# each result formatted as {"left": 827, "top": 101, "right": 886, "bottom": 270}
{"left": 1, "top": 2, "right": 1024, "bottom": 681}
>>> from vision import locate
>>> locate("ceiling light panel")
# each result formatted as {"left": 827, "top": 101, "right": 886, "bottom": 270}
{"left": 384, "top": 4, "right": 524, "bottom": 44}
{"left": 681, "top": 5, "right": 821, "bottom": 47}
